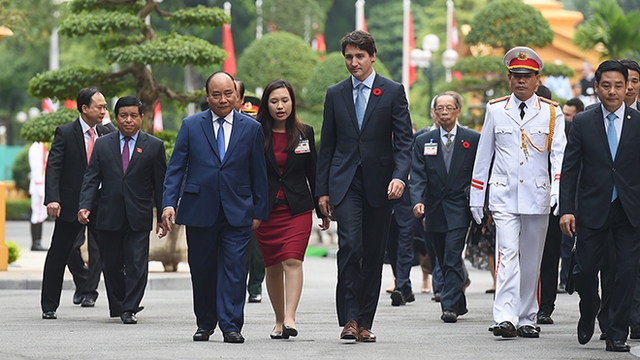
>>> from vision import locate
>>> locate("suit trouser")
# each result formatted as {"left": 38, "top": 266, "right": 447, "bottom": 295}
{"left": 98, "top": 218, "right": 149, "bottom": 317}
{"left": 67, "top": 225, "right": 101, "bottom": 301}
{"left": 333, "top": 167, "right": 393, "bottom": 329}
{"left": 630, "top": 258, "right": 640, "bottom": 332}
{"left": 186, "top": 216, "right": 251, "bottom": 333}
{"left": 430, "top": 227, "right": 469, "bottom": 314}
{"left": 416, "top": 220, "right": 444, "bottom": 293}
{"left": 41, "top": 219, "right": 84, "bottom": 312}
{"left": 539, "top": 212, "right": 561, "bottom": 316}
{"left": 386, "top": 192, "right": 415, "bottom": 296}
{"left": 575, "top": 199, "right": 640, "bottom": 341}
{"left": 246, "top": 233, "right": 265, "bottom": 296}
{"left": 597, "top": 234, "right": 615, "bottom": 334}
{"left": 492, "top": 211, "right": 547, "bottom": 327}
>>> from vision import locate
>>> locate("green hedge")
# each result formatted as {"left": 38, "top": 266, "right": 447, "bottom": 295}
{"left": 6, "top": 198, "right": 32, "bottom": 221}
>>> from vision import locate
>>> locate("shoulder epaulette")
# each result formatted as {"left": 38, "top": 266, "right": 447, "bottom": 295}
{"left": 488, "top": 95, "right": 509, "bottom": 104}
{"left": 539, "top": 96, "right": 559, "bottom": 107}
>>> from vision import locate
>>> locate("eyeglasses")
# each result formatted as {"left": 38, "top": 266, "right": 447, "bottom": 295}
{"left": 435, "top": 106, "right": 458, "bottom": 113}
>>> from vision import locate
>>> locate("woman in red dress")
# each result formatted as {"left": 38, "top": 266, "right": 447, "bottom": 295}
{"left": 254, "top": 79, "right": 330, "bottom": 339}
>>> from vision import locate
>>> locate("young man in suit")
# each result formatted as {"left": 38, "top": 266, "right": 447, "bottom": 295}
{"left": 78, "top": 96, "right": 167, "bottom": 324}
{"left": 470, "top": 47, "right": 566, "bottom": 339}
{"left": 411, "top": 92, "right": 480, "bottom": 323}
{"left": 316, "top": 30, "right": 413, "bottom": 342}
{"left": 162, "top": 72, "right": 268, "bottom": 343}
{"left": 41, "top": 87, "right": 110, "bottom": 319}
{"left": 560, "top": 60, "right": 640, "bottom": 353}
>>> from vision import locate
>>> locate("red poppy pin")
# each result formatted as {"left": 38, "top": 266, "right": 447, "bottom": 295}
{"left": 462, "top": 141, "right": 470, "bottom": 149}
{"left": 373, "top": 88, "right": 382, "bottom": 96}
{"left": 136, "top": 147, "right": 143, "bottom": 153}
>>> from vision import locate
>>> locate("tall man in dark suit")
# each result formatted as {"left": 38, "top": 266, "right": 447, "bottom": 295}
{"left": 316, "top": 30, "right": 413, "bottom": 342}
{"left": 162, "top": 72, "right": 268, "bottom": 343}
{"left": 78, "top": 96, "right": 167, "bottom": 324}
{"left": 41, "top": 87, "right": 110, "bottom": 319}
{"left": 411, "top": 93, "right": 479, "bottom": 323}
{"left": 560, "top": 60, "right": 640, "bottom": 353}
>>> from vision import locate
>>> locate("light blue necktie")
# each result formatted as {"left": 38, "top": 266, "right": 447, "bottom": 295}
{"left": 607, "top": 113, "right": 618, "bottom": 201}
{"left": 355, "top": 83, "right": 366, "bottom": 129}
{"left": 217, "top": 118, "right": 226, "bottom": 161}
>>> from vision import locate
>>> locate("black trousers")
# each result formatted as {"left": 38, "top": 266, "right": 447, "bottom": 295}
{"left": 575, "top": 199, "right": 640, "bottom": 341}
{"left": 539, "top": 212, "right": 561, "bottom": 315}
{"left": 67, "top": 225, "right": 101, "bottom": 301}
{"left": 386, "top": 191, "right": 415, "bottom": 296}
{"left": 430, "top": 227, "right": 469, "bottom": 314}
{"left": 334, "top": 167, "right": 393, "bottom": 329}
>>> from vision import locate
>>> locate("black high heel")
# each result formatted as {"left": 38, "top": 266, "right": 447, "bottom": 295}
{"left": 270, "top": 327, "right": 289, "bottom": 339}
{"left": 282, "top": 325, "right": 298, "bottom": 338}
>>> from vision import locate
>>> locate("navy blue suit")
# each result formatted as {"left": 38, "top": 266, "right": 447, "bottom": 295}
{"left": 163, "top": 109, "right": 268, "bottom": 333}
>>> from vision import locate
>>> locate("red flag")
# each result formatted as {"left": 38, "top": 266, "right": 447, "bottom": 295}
{"left": 449, "top": 10, "right": 459, "bottom": 50}
{"left": 64, "top": 100, "right": 76, "bottom": 110}
{"left": 222, "top": 23, "right": 236, "bottom": 76}
{"left": 153, "top": 101, "right": 163, "bottom": 133}
{"left": 315, "top": 33, "right": 326, "bottom": 61}
{"left": 408, "top": 12, "right": 416, "bottom": 86}
{"left": 362, "top": 16, "right": 368, "bottom": 33}
{"left": 42, "top": 98, "right": 55, "bottom": 114}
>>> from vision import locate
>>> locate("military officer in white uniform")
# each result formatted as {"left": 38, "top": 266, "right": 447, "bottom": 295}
{"left": 469, "top": 46, "right": 566, "bottom": 339}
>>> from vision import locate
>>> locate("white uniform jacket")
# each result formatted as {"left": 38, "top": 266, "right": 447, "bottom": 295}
{"left": 469, "top": 94, "right": 566, "bottom": 214}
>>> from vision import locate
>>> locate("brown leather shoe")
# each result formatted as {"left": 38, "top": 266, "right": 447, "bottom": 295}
{"left": 340, "top": 320, "right": 359, "bottom": 341}
{"left": 358, "top": 327, "right": 376, "bottom": 342}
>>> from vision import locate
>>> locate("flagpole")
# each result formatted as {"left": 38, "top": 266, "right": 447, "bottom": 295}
{"left": 256, "top": 0, "right": 263, "bottom": 39}
{"left": 355, "top": 0, "right": 365, "bottom": 31}
{"left": 402, "top": 0, "right": 411, "bottom": 99}
{"left": 445, "top": 0, "right": 453, "bottom": 83}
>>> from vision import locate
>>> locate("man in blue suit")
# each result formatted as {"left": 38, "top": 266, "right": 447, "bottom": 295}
{"left": 162, "top": 71, "right": 268, "bottom": 344}
{"left": 316, "top": 30, "right": 413, "bottom": 342}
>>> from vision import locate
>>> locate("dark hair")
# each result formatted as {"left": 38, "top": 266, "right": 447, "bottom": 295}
{"left": 199, "top": 97, "right": 210, "bottom": 111}
{"left": 620, "top": 58, "right": 640, "bottom": 76}
{"left": 76, "top": 87, "right": 102, "bottom": 114}
{"left": 204, "top": 71, "right": 236, "bottom": 95}
{"left": 256, "top": 79, "right": 306, "bottom": 153}
{"left": 535, "top": 84, "right": 553, "bottom": 99}
{"left": 340, "top": 30, "right": 377, "bottom": 57}
{"left": 432, "top": 93, "right": 461, "bottom": 109}
{"left": 235, "top": 79, "right": 245, "bottom": 99}
{"left": 115, "top": 96, "right": 143, "bottom": 116}
{"left": 565, "top": 97, "right": 585, "bottom": 113}
{"left": 595, "top": 60, "right": 628, "bottom": 83}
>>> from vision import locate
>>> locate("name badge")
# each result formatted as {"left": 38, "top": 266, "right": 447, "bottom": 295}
{"left": 424, "top": 140, "right": 437, "bottom": 156}
{"left": 295, "top": 139, "right": 311, "bottom": 154}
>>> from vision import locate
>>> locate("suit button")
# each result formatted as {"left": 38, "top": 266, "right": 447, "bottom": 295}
{"left": 359, "top": 140, "right": 363, "bottom": 144}
{"left": 520, "top": 179, "right": 524, "bottom": 183}
{"left": 520, "top": 162, "right": 524, "bottom": 165}
{"left": 612, "top": 168, "right": 616, "bottom": 172}
{"left": 279, "top": 178, "right": 282, "bottom": 182}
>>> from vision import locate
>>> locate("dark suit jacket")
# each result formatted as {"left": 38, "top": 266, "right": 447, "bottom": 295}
{"left": 44, "top": 118, "right": 111, "bottom": 222}
{"left": 79, "top": 131, "right": 166, "bottom": 232}
{"left": 163, "top": 110, "right": 269, "bottom": 227}
{"left": 560, "top": 104, "right": 640, "bottom": 228}
{"left": 265, "top": 124, "right": 322, "bottom": 217}
{"left": 410, "top": 126, "right": 480, "bottom": 232}
{"left": 316, "top": 74, "right": 413, "bottom": 207}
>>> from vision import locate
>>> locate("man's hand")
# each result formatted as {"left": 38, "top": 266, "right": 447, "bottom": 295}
{"left": 387, "top": 179, "right": 405, "bottom": 200}
{"left": 319, "top": 217, "right": 331, "bottom": 231}
{"left": 318, "top": 195, "right": 332, "bottom": 218}
{"left": 252, "top": 219, "right": 262, "bottom": 230}
{"left": 77, "top": 209, "right": 91, "bottom": 224}
{"left": 413, "top": 203, "right": 425, "bottom": 218}
{"left": 470, "top": 206, "right": 484, "bottom": 225}
{"left": 559, "top": 214, "right": 575, "bottom": 237}
{"left": 47, "top": 202, "right": 61, "bottom": 218}
{"left": 161, "top": 207, "right": 175, "bottom": 232}
{"left": 156, "top": 222, "right": 169, "bottom": 238}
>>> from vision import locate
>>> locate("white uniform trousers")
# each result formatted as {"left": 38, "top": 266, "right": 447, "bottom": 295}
{"left": 492, "top": 211, "right": 548, "bottom": 327}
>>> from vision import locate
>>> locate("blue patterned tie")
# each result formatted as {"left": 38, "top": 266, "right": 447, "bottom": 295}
{"left": 607, "top": 113, "right": 618, "bottom": 201}
{"left": 355, "top": 83, "right": 366, "bottom": 129}
{"left": 217, "top": 118, "right": 226, "bottom": 161}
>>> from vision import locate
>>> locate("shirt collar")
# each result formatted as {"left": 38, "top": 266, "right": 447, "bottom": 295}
{"left": 211, "top": 109, "right": 235, "bottom": 124}
{"left": 602, "top": 103, "right": 626, "bottom": 121}
{"left": 79, "top": 116, "right": 95, "bottom": 134}
{"left": 120, "top": 131, "right": 139, "bottom": 141}
{"left": 352, "top": 70, "right": 376, "bottom": 90}
{"left": 439, "top": 124, "right": 458, "bottom": 139}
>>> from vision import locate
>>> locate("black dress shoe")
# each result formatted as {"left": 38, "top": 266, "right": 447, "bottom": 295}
{"left": 630, "top": 331, "right": 640, "bottom": 339}
{"left": 493, "top": 321, "right": 517, "bottom": 338}
{"left": 390, "top": 290, "right": 406, "bottom": 306}
{"left": 457, "top": 308, "right": 468, "bottom": 317}
{"left": 73, "top": 294, "right": 84, "bottom": 305}
{"left": 282, "top": 325, "right": 298, "bottom": 338}
{"left": 441, "top": 310, "right": 457, "bottom": 323}
{"left": 536, "top": 312, "right": 553, "bottom": 324}
{"left": 577, "top": 318, "right": 595, "bottom": 345}
{"left": 193, "top": 328, "right": 214, "bottom": 341}
{"left": 606, "top": 339, "right": 631, "bottom": 352}
{"left": 42, "top": 311, "right": 57, "bottom": 320}
{"left": 223, "top": 331, "right": 245, "bottom": 343}
{"left": 248, "top": 294, "right": 262, "bottom": 303}
{"left": 405, "top": 292, "right": 415, "bottom": 303}
{"left": 432, "top": 292, "right": 441, "bottom": 302}
{"left": 600, "top": 332, "right": 607, "bottom": 340}
{"left": 517, "top": 325, "right": 540, "bottom": 338}
{"left": 81, "top": 297, "right": 96, "bottom": 307}
{"left": 270, "top": 326, "right": 289, "bottom": 340}
{"left": 120, "top": 311, "right": 137, "bottom": 324}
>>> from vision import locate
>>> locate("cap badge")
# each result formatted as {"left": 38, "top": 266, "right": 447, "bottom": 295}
{"left": 517, "top": 52, "right": 528, "bottom": 61}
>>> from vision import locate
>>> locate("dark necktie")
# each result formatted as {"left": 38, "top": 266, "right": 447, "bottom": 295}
{"left": 519, "top": 102, "right": 527, "bottom": 120}
{"left": 217, "top": 118, "right": 226, "bottom": 161}
{"left": 445, "top": 133, "right": 453, "bottom": 148}
{"left": 122, "top": 136, "right": 131, "bottom": 173}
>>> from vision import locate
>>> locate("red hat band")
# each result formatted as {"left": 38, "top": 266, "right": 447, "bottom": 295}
{"left": 508, "top": 57, "right": 540, "bottom": 72}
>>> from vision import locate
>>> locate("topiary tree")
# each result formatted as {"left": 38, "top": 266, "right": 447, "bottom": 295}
{"left": 237, "top": 32, "right": 318, "bottom": 97}
{"left": 26, "top": 0, "right": 230, "bottom": 138}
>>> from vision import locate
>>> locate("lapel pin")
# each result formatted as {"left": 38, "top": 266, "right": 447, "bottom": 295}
{"left": 627, "top": 115, "right": 631, "bottom": 120}
{"left": 136, "top": 147, "right": 142, "bottom": 153}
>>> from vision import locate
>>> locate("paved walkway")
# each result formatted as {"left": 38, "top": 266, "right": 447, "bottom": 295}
{"left": 0, "top": 221, "right": 637, "bottom": 359}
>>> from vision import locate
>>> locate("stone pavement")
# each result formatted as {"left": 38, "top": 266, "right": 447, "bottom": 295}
{"left": 0, "top": 221, "right": 638, "bottom": 359}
